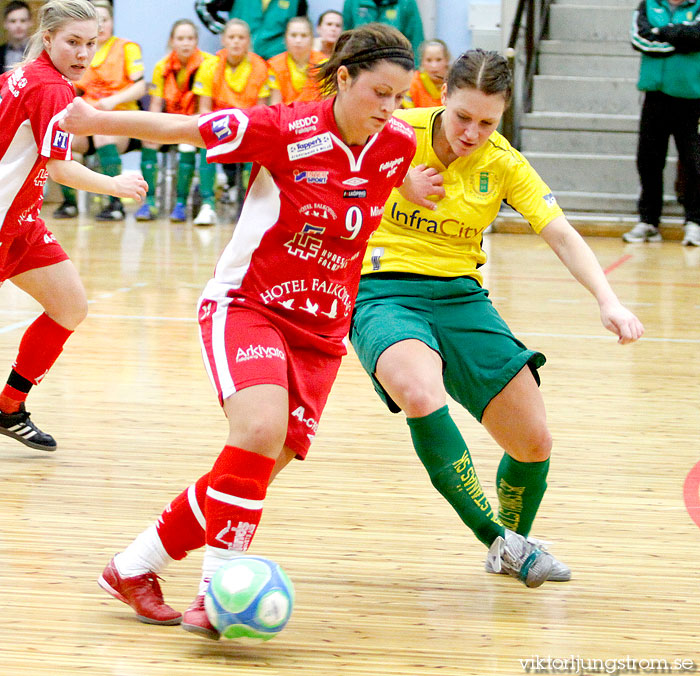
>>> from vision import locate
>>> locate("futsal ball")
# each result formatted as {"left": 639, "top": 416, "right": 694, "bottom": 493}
{"left": 205, "top": 555, "right": 295, "bottom": 641}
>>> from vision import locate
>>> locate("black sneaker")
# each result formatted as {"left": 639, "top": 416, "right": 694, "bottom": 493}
{"left": 0, "top": 403, "right": 57, "bottom": 451}
{"left": 53, "top": 202, "right": 78, "bottom": 219}
{"left": 96, "top": 198, "right": 125, "bottom": 221}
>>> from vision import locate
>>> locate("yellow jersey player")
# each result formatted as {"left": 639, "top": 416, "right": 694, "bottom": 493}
{"left": 350, "top": 49, "right": 645, "bottom": 588}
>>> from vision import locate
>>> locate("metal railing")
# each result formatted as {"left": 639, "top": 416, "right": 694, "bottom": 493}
{"left": 501, "top": 0, "right": 554, "bottom": 149}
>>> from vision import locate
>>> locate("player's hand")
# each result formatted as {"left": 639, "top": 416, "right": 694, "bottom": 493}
{"left": 111, "top": 173, "right": 148, "bottom": 201}
{"left": 600, "top": 301, "right": 644, "bottom": 344}
{"left": 61, "top": 97, "right": 100, "bottom": 136}
{"left": 398, "top": 163, "right": 445, "bottom": 210}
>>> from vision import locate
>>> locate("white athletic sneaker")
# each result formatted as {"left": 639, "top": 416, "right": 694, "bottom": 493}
{"left": 485, "top": 534, "right": 571, "bottom": 582}
{"left": 682, "top": 221, "right": 700, "bottom": 246}
{"left": 485, "top": 529, "right": 554, "bottom": 588}
{"left": 193, "top": 203, "right": 218, "bottom": 226}
{"left": 622, "top": 222, "right": 662, "bottom": 243}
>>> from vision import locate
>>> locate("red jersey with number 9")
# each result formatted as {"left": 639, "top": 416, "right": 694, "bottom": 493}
{"left": 197, "top": 97, "right": 416, "bottom": 355}
{"left": 0, "top": 51, "right": 74, "bottom": 236}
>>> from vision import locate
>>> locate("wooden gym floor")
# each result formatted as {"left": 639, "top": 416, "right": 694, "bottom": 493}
{"left": 0, "top": 210, "right": 698, "bottom": 675}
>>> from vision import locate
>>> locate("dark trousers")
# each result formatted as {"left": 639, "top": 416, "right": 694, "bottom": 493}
{"left": 637, "top": 90, "right": 700, "bottom": 225}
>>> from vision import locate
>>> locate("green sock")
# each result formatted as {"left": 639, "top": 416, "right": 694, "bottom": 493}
{"left": 407, "top": 405, "right": 504, "bottom": 546}
{"left": 176, "top": 150, "right": 196, "bottom": 203}
{"left": 496, "top": 454, "right": 549, "bottom": 537}
{"left": 60, "top": 184, "right": 77, "bottom": 206}
{"left": 198, "top": 147, "right": 216, "bottom": 206}
{"left": 96, "top": 143, "right": 121, "bottom": 177}
{"left": 140, "top": 147, "right": 158, "bottom": 206}
{"left": 241, "top": 162, "right": 252, "bottom": 190}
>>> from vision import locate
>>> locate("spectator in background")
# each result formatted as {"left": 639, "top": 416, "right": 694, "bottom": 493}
{"left": 267, "top": 16, "right": 324, "bottom": 105}
{"left": 194, "top": 0, "right": 308, "bottom": 60}
{"left": 404, "top": 38, "right": 450, "bottom": 108}
{"left": 343, "top": 0, "right": 423, "bottom": 64}
{"left": 624, "top": 0, "right": 700, "bottom": 246}
{"left": 54, "top": 0, "right": 146, "bottom": 221}
{"left": 193, "top": 18, "right": 270, "bottom": 208}
{"left": 313, "top": 9, "right": 343, "bottom": 58}
{"left": 136, "top": 19, "right": 214, "bottom": 224}
{"left": 0, "top": 1, "right": 32, "bottom": 73}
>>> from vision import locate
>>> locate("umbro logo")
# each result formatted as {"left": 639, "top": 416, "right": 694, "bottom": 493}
{"left": 342, "top": 177, "right": 368, "bottom": 186}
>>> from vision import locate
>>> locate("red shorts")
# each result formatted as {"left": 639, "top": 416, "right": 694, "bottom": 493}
{"left": 198, "top": 298, "right": 342, "bottom": 459}
{"left": 0, "top": 220, "right": 69, "bottom": 282}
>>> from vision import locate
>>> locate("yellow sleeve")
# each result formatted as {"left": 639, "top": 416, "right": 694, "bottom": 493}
{"left": 124, "top": 42, "right": 144, "bottom": 80}
{"left": 504, "top": 151, "right": 564, "bottom": 233}
{"left": 148, "top": 58, "right": 166, "bottom": 97}
{"left": 192, "top": 57, "right": 217, "bottom": 97}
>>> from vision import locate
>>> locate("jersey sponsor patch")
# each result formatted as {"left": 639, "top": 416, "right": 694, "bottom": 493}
{"left": 294, "top": 169, "right": 328, "bottom": 184}
{"left": 543, "top": 192, "right": 558, "bottom": 207}
{"left": 343, "top": 189, "right": 367, "bottom": 198}
{"left": 288, "top": 115, "right": 319, "bottom": 134}
{"left": 287, "top": 132, "right": 333, "bottom": 161}
{"left": 235, "top": 344, "right": 286, "bottom": 363}
{"left": 379, "top": 157, "right": 403, "bottom": 177}
{"left": 52, "top": 129, "right": 70, "bottom": 151}
{"left": 388, "top": 116, "right": 415, "bottom": 139}
{"left": 299, "top": 202, "right": 337, "bottom": 220}
{"left": 212, "top": 115, "right": 232, "bottom": 140}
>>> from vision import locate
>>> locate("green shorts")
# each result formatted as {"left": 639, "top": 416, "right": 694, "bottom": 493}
{"left": 349, "top": 273, "right": 546, "bottom": 421}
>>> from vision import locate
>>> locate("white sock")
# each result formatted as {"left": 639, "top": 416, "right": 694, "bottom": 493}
{"left": 198, "top": 545, "right": 243, "bottom": 595}
{"left": 114, "top": 524, "right": 174, "bottom": 577}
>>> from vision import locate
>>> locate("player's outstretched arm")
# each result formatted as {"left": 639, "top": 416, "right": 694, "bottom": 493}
{"left": 539, "top": 215, "right": 645, "bottom": 344}
{"left": 47, "top": 158, "right": 148, "bottom": 202}
{"left": 61, "top": 97, "right": 205, "bottom": 148}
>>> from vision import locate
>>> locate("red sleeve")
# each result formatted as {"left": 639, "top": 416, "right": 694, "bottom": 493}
{"left": 29, "top": 83, "right": 75, "bottom": 161}
{"left": 198, "top": 104, "right": 286, "bottom": 168}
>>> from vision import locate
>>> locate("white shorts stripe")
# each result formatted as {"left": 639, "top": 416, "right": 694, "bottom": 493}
{"left": 187, "top": 484, "right": 206, "bottom": 531}
{"left": 210, "top": 298, "right": 236, "bottom": 400}
{"left": 206, "top": 486, "right": 264, "bottom": 510}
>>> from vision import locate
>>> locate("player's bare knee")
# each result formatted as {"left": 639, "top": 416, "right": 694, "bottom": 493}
{"left": 228, "top": 417, "right": 286, "bottom": 456}
{"left": 520, "top": 426, "right": 552, "bottom": 462}
{"left": 396, "top": 380, "right": 444, "bottom": 418}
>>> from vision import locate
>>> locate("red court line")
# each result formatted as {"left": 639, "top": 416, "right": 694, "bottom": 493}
{"left": 603, "top": 254, "right": 633, "bottom": 275}
{"left": 683, "top": 461, "right": 700, "bottom": 530}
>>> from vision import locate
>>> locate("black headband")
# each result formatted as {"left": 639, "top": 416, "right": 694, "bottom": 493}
{"left": 341, "top": 46, "right": 414, "bottom": 67}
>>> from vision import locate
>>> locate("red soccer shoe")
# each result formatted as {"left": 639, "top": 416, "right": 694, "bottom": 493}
{"left": 181, "top": 594, "right": 220, "bottom": 640}
{"left": 98, "top": 557, "right": 182, "bottom": 625}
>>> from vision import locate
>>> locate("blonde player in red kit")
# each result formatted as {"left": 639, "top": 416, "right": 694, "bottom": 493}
{"left": 0, "top": 0, "right": 146, "bottom": 451}
{"left": 62, "top": 23, "right": 443, "bottom": 640}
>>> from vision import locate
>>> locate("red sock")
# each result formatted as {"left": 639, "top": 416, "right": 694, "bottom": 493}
{"left": 13, "top": 313, "right": 73, "bottom": 386}
{"left": 156, "top": 472, "right": 209, "bottom": 560}
{"left": 0, "top": 385, "right": 27, "bottom": 413}
{"left": 205, "top": 446, "right": 275, "bottom": 552}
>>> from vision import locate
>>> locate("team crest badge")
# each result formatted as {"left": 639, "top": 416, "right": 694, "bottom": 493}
{"left": 470, "top": 171, "right": 497, "bottom": 198}
{"left": 212, "top": 116, "right": 232, "bottom": 140}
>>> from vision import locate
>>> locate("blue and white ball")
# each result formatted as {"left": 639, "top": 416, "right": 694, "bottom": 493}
{"left": 205, "top": 555, "right": 295, "bottom": 641}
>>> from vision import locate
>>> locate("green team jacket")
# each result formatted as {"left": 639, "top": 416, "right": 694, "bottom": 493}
{"left": 230, "top": 0, "right": 308, "bottom": 61}
{"left": 342, "top": 0, "right": 424, "bottom": 64}
{"left": 631, "top": 0, "right": 700, "bottom": 98}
